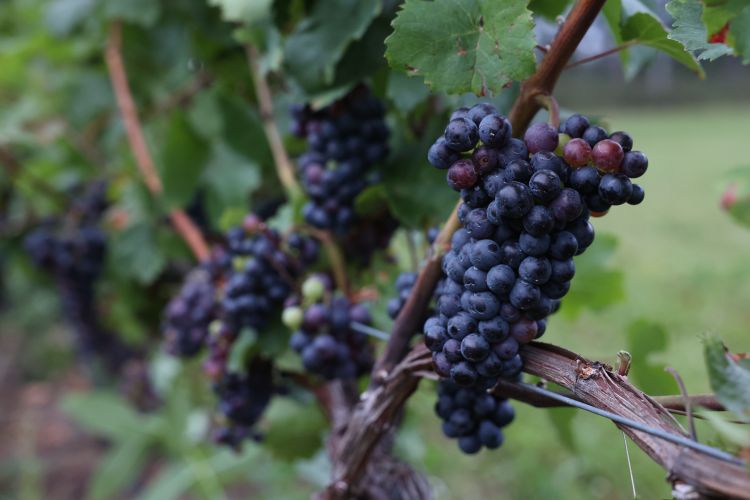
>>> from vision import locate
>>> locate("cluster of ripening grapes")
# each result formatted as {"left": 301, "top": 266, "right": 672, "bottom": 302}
{"left": 162, "top": 214, "right": 324, "bottom": 448}
{"left": 423, "top": 103, "right": 648, "bottom": 453}
{"left": 24, "top": 182, "right": 131, "bottom": 370}
{"left": 291, "top": 86, "right": 390, "bottom": 233}
{"left": 284, "top": 275, "right": 375, "bottom": 380}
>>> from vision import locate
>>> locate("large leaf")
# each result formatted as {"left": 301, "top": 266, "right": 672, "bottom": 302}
{"left": 109, "top": 221, "right": 167, "bottom": 285}
{"left": 101, "top": 0, "right": 160, "bottom": 27}
{"left": 626, "top": 319, "right": 675, "bottom": 395}
{"left": 45, "top": 0, "right": 94, "bottom": 36}
{"left": 704, "top": 336, "right": 750, "bottom": 421}
{"left": 666, "top": 0, "right": 733, "bottom": 61}
{"left": 529, "top": 0, "right": 571, "bottom": 19}
{"left": 61, "top": 391, "right": 150, "bottom": 440}
{"left": 730, "top": 5, "right": 750, "bottom": 64}
{"left": 88, "top": 434, "right": 150, "bottom": 500}
{"left": 284, "top": 1, "right": 381, "bottom": 92}
{"left": 386, "top": 71, "right": 430, "bottom": 114}
{"left": 385, "top": 0, "right": 536, "bottom": 96}
{"left": 621, "top": 12, "right": 704, "bottom": 76}
{"left": 156, "top": 112, "right": 210, "bottom": 209}
{"left": 560, "top": 233, "right": 625, "bottom": 318}
{"left": 380, "top": 120, "right": 457, "bottom": 228}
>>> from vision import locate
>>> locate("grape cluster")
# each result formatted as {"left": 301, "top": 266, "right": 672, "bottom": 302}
{"left": 292, "top": 86, "right": 390, "bottom": 233}
{"left": 423, "top": 104, "right": 648, "bottom": 393}
{"left": 212, "top": 358, "right": 276, "bottom": 450}
{"left": 220, "top": 219, "right": 319, "bottom": 333}
{"left": 287, "top": 286, "right": 374, "bottom": 380}
{"left": 435, "top": 380, "right": 515, "bottom": 454}
{"left": 23, "top": 183, "right": 131, "bottom": 370}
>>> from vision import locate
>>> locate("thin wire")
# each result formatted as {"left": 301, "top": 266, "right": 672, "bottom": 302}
{"left": 622, "top": 432, "right": 637, "bottom": 499}
{"left": 520, "top": 383, "right": 745, "bottom": 466}
{"left": 350, "top": 321, "right": 391, "bottom": 341}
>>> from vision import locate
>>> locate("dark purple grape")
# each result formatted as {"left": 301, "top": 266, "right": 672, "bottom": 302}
{"left": 468, "top": 103, "right": 498, "bottom": 125}
{"left": 599, "top": 174, "right": 633, "bottom": 205}
{"left": 609, "top": 131, "right": 633, "bottom": 152}
{"left": 524, "top": 122, "right": 559, "bottom": 154}
{"left": 621, "top": 151, "right": 648, "bottom": 178}
{"left": 478, "top": 113, "right": 511, "bottom": 147}
{"left": 628, "top": 184, "right": 645, "bottom": 205}
{"left": 486, "top": 264, "right": 516, "bottom": 297}
{"left": 472, "top": 146, "right": 500, "bottom": 175}
{"left": 461, "top": 333, "right": 490, "bottom": 362}
{"left": 561, "top": 114, "right": 590, "bottom": 138}
{"left": 528, "top": 169, "right": 562, "bottom": 203}
{"left": 428, "top": 138, "right": 461, "bottom": 169}
{"left": 496, "top": 182, "right": 533, "bottom": 219}
{"left": 582, "top": 125, "right": 608, "bottom": 147}
{"left": 549, "top": 188, "right": 583, "bottom": 222}
{"left": 548, "top": 231, "right": 578, "bottom": 260}
{"left": 569, "top": 166, "right": 600, "bottom": 194}
{"left": 518, "top": 256, "right": 552, "bottom": 285}
{"left": 444, "top": 117, "right": 479, "bottom": 152}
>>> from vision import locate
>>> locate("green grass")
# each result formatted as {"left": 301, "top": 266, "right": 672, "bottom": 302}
{"left": 397, "top": 103, "right": 750, "bottom": 500}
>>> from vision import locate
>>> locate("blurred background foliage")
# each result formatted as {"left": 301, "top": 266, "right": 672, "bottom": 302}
{"left": 1, "top": 0, "right": 750, "bottom": 499}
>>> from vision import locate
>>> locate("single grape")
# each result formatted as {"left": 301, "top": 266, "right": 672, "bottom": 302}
{"left": 461, "top": 333, "right": 491, "bottom": 362}
{"left": 472, "top": 146, "right": 500, "bottom": 175}
{"left": 598, "top": 173, "right": 633, "bottom": 205}
{"left": 522, "top": 205, "right": 555, "bottom": 236}
{"left": 518, "top": 256, "right": 552, "bottom": 285}
{"left": 628, "top": 184, "right": 645, "bottom": 205}
{"left": 478, "top": 113, "right": 511, "bottom": 147}
{"left": 496, "top": 182, "right": 534, "bottom": 219}
{"left": 561, "top": 114, "right": 590, "bottom": 138}
{"left": 568, "top": 166, "right": 600, "bottom": 194}
{"left": 582, "top": 125, "right": 608, "bottom": 147}
{"left": 428, "top": 138, "right": 461, "bottom": 169}
{"left": 524, "top": 122, "right": 559, "bottom": 154}
{"left": 621, "top": 151, "right": 648, "bottom": 178}
{"left": 468, "top": 103, "right": 498, "bottom": 125}
{"left": 609, "top": 131, "right": 633, "bottom": 152}
{"left": 528, "top": 169, "right": 562, "bottom": 203}
{"left": 447, "top": 159, "right": 479, "bottom": 191}
{"left": 592, "top": 139, "right": 624, "bottom": 172}
{"left": 486, "top": 264, "right": 516, "bottom": 297}
{"left": 444, "top": 117, "right": 479, "bottom": 152}
{"left": 563, "top": 138, "right": 592, "bottom": 167}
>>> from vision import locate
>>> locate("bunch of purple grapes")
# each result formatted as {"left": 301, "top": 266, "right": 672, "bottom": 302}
{"left": 291, "top": 86, "right": 390, "bottom": 233}
{"left": 435, "top": 379, "right": 515, "bottom": 454}
{"left": 423, "top": 104, "right": 648, "bottom": 451}
{"left": 286, "top": 277, "right": 374, "bottom": 380}
{"left": 23, "top": 182, "right": 131, "bottom": 371}
{"left": 162, "top": 268, "right": 216, "bottom": 357}
{"left": 212, "top": 358, "right": 277, "bottom": 450}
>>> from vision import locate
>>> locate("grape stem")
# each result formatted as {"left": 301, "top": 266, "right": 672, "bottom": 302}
{"left": 307, "top": 227, "right": 349, "bottom": 295}
{"left": 666, "top": 367, "right": 698, "bottom": 441}
{"left": 244, "top": 45, "right": 304, "bottom": 202}
{"left": 535, "top": 93, "right": 561, "bottom": 130}
{"left": 564, "top": 40, "right": 639, "bottom": 69}
{"left": 105, "top": 21, "right": 211, "bottom": 262}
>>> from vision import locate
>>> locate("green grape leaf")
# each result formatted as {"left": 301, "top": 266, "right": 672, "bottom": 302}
{"left": 61, "top": 391, "right": 151, "bottom": 440}
{"left": 207, "top": 0, "right": 272, "bottom": 24}
{"left": 385, "top": 0, "right": 536, "bottom": 96}
{"left": 156, "top": 112, "right": 210, "bottom": 209}
{"left": 201, "top": 142, "right": 262, "bottom": 228}
{"left": 380, "top": 121, "right": 457, "bottom": 228}
{"left": 45, "top": 0, "right": 94, "bottom": 36}
{"left": 109, "top": 222, "right": 167, "bottom": 285}
{"left": 730, "top": 6, "right": 750, "bottom": 64}
{"left": 704, "top": 336, "right": 750, "bottom": 421}
{"left": 626, "top": 319, "right": 676, "bottom": 395}
{"left": 88, "top": 434, "right": 150, "bottom": 500}
{"left": 386, "top": 71, "right": 430, "bottom": 114}
{"left": 284, "top": 1, "right": 381, "bottom": 92}
{"left": 621, "top": 12, "right": 704, "bottom": 76}
{"left": 560, "top": 234, "right": 625, "bottom": 318}
{"left": 529, "top": 0, "right": 571, "bottom": 19}
{"left": 666, "top": 0, "right": 733, "bottom": 61}
{"left": 101, "top": 0, "right": 160, "bottom": 27}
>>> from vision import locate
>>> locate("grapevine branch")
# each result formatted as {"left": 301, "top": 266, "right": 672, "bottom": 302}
{"left": 105, "top": 21, "right": 210, "bottom": 262}
{"left": 244, "top": 45, "right": 302, "bottom": 199}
